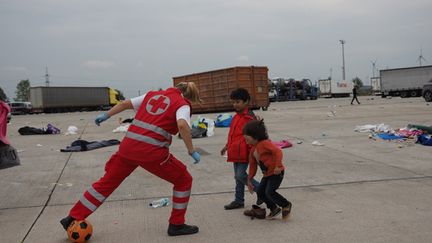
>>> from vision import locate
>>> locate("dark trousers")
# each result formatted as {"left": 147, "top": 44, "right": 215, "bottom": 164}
{"left": 351, "top": 95, "right": 360, "bottom": 104}
{"left": 256, "top": 172, "right": 290, "bottom": 210}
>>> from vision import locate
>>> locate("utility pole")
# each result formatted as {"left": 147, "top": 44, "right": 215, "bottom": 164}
{"left": 45, "top": 65, "right": 50, "bottom": 87}
{"left": 371, "top": 60, "right": 377, "bottom": 77}
{"left": 418, "top": 48, "right": 427, "bottom": 66}
{"left": 340, "top": 40, "right": 346, "bottom": 81}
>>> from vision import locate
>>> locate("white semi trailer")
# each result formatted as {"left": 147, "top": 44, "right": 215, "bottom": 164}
{"left": 318, "top": 79, "right": 352, "bottom": 98}
{"left": 380, "top": 65, "right": 432, "bottom": 98}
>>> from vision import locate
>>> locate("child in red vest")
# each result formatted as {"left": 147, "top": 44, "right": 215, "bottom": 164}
{"left": 244, "top": 120, "right": 292, "bottom": 219}
{"left": 221, "top": 88, "right": 260, "bottom": 210}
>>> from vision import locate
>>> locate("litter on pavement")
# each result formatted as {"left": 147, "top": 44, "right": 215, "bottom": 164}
{"left": 60, "top": 139, "right": 121, "bottom": 152}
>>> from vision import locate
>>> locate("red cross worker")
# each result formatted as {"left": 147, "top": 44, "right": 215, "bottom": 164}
{"left": 60, "top": 82, "right": 202, "bottom": 236}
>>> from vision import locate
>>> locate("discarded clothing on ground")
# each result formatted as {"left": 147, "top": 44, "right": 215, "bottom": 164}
{"left": 354, "top": 124, "right": 392, "bottom": 133}
{"left": 215, "top": 113, "right": 233, "bottom": 127}
{"left": 395, "top": 128, "right": 423, "bottom": 138}
{"left": 18, "top": 124, "right": 61, "bottom": 135}
{"left": 60, "top": 139, "right": 120, "bottom": 152}
{"left": 0, "top": 145, "right": 20, "bottom": 169}
{"left": 407, "top": 124, "right": 432, "bottom": 134}
{"left": 377, "top": 133, "right": 405, "bottom": 140}
{"left": 417, "top": 134, "right": 432, "bottom": 146}
{"left": 272, "top": 140, "right": 293, "bottom": 149}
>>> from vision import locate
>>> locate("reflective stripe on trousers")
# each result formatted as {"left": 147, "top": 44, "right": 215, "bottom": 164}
{"left": 79, "top": 186, "right": 106, "bottom": 212}
{"left": 172, "top": 190, "right": 191, "bottom": 210}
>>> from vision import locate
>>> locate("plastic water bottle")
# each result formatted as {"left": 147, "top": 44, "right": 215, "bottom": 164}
{"left": 149, "top": 198, "right": 170, "bottom": 208}
{"left": 207, "top": 120, "right": 215, "bottom": 137}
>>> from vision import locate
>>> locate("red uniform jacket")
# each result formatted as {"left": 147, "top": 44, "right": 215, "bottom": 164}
{"left": 226, "top": 107, "right": 256, "bottom": 163}
{"left": 119, "top": 88, "right": 190, "bottom": 161}
{"left": 248, "top": 139, "right": 285, "bottom": 179}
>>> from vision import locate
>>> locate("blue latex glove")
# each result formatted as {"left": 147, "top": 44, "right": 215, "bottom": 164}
{"left": 190, "top": 151, "right": 201, "bottom": 164}
{"left": 95, "top": 113, "right": 110, "bottom": 126}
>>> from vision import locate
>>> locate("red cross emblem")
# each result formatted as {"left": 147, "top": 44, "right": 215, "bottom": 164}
{"left": 146, "top": 95, "right": 170, "bottom": 115}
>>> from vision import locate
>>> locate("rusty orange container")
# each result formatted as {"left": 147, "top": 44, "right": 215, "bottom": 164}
{"left": 173, "top": 66, "right": 269, "bottom": 114}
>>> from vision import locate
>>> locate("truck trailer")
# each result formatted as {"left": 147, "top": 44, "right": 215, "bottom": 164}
{"left": 318, "top": 79, "right": 352, "bottom": 98}
{"left": 380, "top": 65, "right": 432, "bottom": 98}
{"left": 30, "top": 86, "right": 121, "bottom": 113}
{"left": 173, "top": 66, "right": 269, "bottom": 113}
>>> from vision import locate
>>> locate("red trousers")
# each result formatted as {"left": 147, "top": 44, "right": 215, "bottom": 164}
{"left": 69, "top": 152, "right": 192, "bottom": 225}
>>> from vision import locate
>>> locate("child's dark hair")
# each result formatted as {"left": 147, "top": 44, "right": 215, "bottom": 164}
{"left": 243, "top": 119, "right": 269, "bottom": 141}
{"left": 230, "top": 88, "right": 250, "bottom": 102}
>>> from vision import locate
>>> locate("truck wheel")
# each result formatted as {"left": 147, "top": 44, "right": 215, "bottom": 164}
{"left": 410, "top": 90, "right": 418, "bottom": 97}
{"left": 400, "top": 91, "right": 408, "bottom": 98}
{"left": 424, "top": 91, "right": 432, "bottom": 102}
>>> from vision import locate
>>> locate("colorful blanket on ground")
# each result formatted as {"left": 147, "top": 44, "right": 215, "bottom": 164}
{"left": 377, "top": 133, "right": 405, "bottom": 140}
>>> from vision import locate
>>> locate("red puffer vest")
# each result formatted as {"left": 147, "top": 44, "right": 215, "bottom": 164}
{"left": 226, "top": 107, "right": 256, "bottom": 163}
{"left": 119, "top": 88, "right": 190, "bottom": 161}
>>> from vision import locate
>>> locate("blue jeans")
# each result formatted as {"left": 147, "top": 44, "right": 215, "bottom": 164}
{"left": 233, "top": 162, "right": 260, "bottom": 204}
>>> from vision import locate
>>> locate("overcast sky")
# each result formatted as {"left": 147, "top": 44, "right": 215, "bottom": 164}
{"left": 1, "top": 0, "right": 431, "bottom": 99}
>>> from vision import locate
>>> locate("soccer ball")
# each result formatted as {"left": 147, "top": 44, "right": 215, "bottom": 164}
{"left": 67, "top": 220, "right": 93, "bottom": 243}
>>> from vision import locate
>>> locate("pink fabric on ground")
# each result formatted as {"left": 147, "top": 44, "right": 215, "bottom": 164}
{"left": 271, "top": 139, "right": 293, "bottom": 149}
{"left": 0, "top": 101, "right": 10, "bottom": 145}
{"left": 396, "top": 129, "right": 423, "bottom": 138}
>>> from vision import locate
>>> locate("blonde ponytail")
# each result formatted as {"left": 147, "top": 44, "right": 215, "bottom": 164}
{"left": 176, "top": 82, "right": 201, "bottom": 103}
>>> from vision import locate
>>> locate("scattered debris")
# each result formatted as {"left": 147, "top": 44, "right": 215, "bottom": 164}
{"left": 272, "top": 140, "right": 293, "bottom": 149}
{"left": 312, "top": 140, "right": 324, "bottom": 146}
{"left": 112, "top": 124, "right": 130, "bottom": 133}
{"left": 65, "top": 126, "right": 78, "bottom": 135}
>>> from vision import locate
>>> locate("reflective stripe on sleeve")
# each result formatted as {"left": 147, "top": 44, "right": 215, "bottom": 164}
{"left": 126, "top": 131, "right": 170, "bottom": 148}
{"left": 79, "top": 196, "right": 97, "bottom": 212}
{"left": 173, "top": 190, "right": 191, "bottom": 198}
{"left": 87, "top": 186, "right": 106, "bottom": 203}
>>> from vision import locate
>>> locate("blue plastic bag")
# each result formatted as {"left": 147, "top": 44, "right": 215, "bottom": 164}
{"left": 215, "top": 114, "right": 232, "bottom": 127}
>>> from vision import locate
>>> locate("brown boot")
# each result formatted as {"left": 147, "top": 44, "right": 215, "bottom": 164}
{"left": 282, "top": 201, "right": 292, "bottom": 220}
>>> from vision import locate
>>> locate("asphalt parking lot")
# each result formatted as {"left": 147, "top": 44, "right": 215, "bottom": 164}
{"left": 1, "top": 96, "right": 431, "bottom": 243}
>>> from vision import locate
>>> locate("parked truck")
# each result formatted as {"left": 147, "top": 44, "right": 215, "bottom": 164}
{"left": 173, "top": 66, "right": 269, "bottom": 113}
{"left": 30, "top": 86, "right": 121, "bottom": 113}
{"left": 318, "top": 79, "right": 352, "bottom": 98}
{"left": 270, "top": 78, "right": 318, "bottom": 101}
{"left": 380, "top": 65, "right": 432, "bottom": 98}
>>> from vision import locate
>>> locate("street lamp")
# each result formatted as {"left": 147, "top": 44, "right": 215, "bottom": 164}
{"left": 340, "top": 40, "right": 346, "bottom": 81}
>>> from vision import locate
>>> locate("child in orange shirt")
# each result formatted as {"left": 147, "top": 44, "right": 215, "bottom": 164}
{"left": 244, "top": 120, "right": 292, "bottom": 219}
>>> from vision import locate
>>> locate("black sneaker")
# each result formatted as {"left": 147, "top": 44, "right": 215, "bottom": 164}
{"left": 60, "top": 215, "right": 76, "bottom": 230}
{"left": 167, "top": 224, "right": 199, "bottom": 236}
{"left": 224, "top": 201, "right": 244, "bottom": 210}
{"left": 266, "top": 207, "right": 281, "bottom": 219}
{"left": 282, "top": 201, "right": 292, "bottom": 220}
{"left": 256, "top": 197, "right": 264, "bottom": 206}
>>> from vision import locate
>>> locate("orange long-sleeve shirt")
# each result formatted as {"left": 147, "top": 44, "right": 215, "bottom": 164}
{"left": 248, "top": 139, "right": 285, "bottom": 179}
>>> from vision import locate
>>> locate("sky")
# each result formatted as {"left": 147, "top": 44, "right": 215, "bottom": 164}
{"left": 1, "top": 0, "right": 431, "bottom": 99}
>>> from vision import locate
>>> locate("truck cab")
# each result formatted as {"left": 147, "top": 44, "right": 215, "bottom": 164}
{"left": 9, "top": 102, "right": 32, "bottom": 115}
